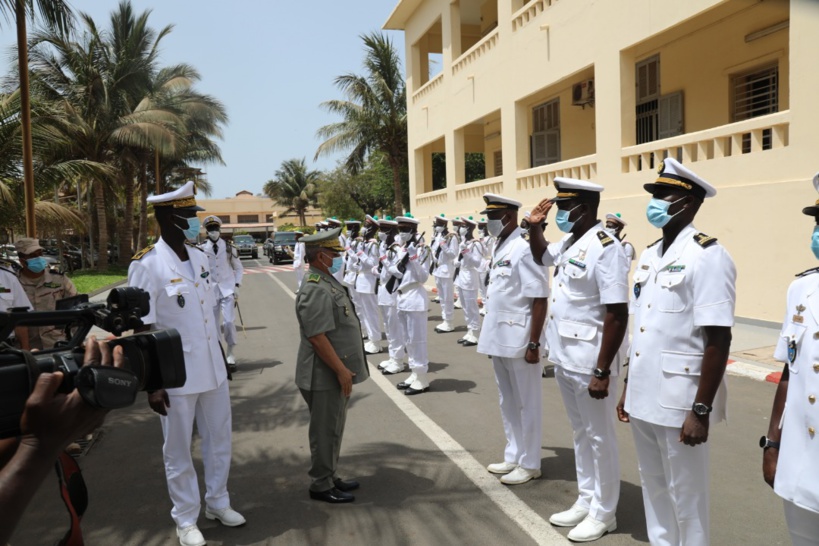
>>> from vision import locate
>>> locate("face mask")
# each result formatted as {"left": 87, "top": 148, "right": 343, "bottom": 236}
{"left": 328, "top": 256, "right": 344, "bottom": 274}
{"left": 176, "top": 215, "right": 201, "bottom": 240}
{"left": 207, "top": 230, "right": 220, "bottom": 241}
{"left": 398, "top": 232, "right": 413, "bottom": 244}
{"left": 487, "top": 218, "right": 507, "bottom": 237}
{"left": 25, "top": 256, "right": 47, "bottom": 273}
{"left": 811, "top": 227, "right": 819, "bottom": 260}
{"left": 458, "top": 227, "right": 468, "bottom": 237}
{"left": 378, "top": 232, "right": 388, "bottom": 242}
{"left": 555, "top": 205, "right": 582, "bottom": 233}
{"left": 434, "top": 226, "right": 445, "bottom": 234}
{"left": 603, "top": 227, "right": 617, "bottom": 236}
{"left": 646, "top": 197, "right": 685, "bottom": 229}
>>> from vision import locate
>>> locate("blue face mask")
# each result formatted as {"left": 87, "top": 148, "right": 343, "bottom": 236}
{"left": 555, "top": 205, "right": 582, "bottom": 233}
{"left": 811, "top": 226, "right": 819, "bottom": 260}
{"left": 25, "top": 256, "right": 47, "bottom": 273}
{"left": 646, "top": 197, "right": 685, "bottom": 228}
{"left": 176, "top": 215, "right": 201, "bottom": 240}
{"left": 328, "top": 256, "right": 344, "bottom": 274}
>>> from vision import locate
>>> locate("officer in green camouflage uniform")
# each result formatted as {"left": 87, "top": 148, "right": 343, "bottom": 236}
{"left": 295, "top": 227, "right": 370, "bottom": 504}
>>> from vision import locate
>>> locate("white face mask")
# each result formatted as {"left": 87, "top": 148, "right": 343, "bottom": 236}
{"left": 207, "top": 230, "right": 220, "bottom": 241}
{"left": 487, "top": 218, "right": 507, "bottom": 237}
{"left": 378, "top": 231, "right": 388, "bottom": 242}
{"left": 458, "top": 227, "right": 468, "bottom": 237}
{"left": 434, "top": 225, "right": 445, "bottom": 234}
{"left": 397, "top": 232, "right": 411, "bottom": 243}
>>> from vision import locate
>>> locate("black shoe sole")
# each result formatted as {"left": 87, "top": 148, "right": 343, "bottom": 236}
{"left": 405, "top": 387, "right": 429, "bottom": 395}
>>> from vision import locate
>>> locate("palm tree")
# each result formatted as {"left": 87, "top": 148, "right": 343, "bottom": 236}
{"left": 264, "top": 158, "right": 319, "bottom": 227}
{"left": 316, "top": 32, "right": 407, "bottom": 215}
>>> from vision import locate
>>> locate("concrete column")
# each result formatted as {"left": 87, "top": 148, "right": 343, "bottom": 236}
{"left": 445, "top": 2, "right": 462, "bottom": 66}
{"left": 787, "top": 0, "right": 819, "bottom": 163}
{"left": 594, "top": 48, "right": 627, "bottom": 194}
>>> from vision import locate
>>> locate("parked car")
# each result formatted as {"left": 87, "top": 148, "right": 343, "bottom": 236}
{"left": 232, "top": 235, "right": 258, "bottom": 259}
{"left": 269, "top": 231, "right": 298, "bottom": 264}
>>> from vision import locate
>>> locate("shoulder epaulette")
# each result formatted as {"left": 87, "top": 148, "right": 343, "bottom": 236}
{"left": 647, "top": 238, "right": 663, "bottom": 248}
{"left": 184, "top": 241, "right": 204, "bottom": 251}
{"left": 307, "top": 273, "right": 321, "bottom": 283}
{"left": 131, "top": 244, "right": 155, "bottom": 260}
{"left": 796, "top": 267, "right": 819, "bottom": 278}
{"left": 596, "top": 231, "right": 614, "bottom": 247}
{"left": 693, "top": 233, "right": 718, "bottom": 248}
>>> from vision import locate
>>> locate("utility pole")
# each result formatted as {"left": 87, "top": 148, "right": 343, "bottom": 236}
{"left": 16, "top": 0, "right": 36, "bottom": 237}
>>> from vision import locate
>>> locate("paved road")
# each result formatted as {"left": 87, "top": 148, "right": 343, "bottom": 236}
{"left": 12, "top": 258, "right": 790, "bottom": 545}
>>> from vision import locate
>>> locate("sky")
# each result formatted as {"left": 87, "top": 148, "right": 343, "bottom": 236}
{"left": 0, "top": 0, "right": 406, "bottom": 199}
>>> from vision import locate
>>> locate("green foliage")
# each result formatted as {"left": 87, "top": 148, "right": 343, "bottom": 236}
{"left": 318, "top": 154, "right": 400, "bottom": 219}
{"left": 431, "top": 152, "right": 486, "bottom": 190}
{"left": 278, "top": 223, "right": 314, "bottom": 234}
{"left": 263, "top": 158, "right": 320, "bottom": 227}
{"left": 67, "top": 266, "right": 129, "bottom": 294}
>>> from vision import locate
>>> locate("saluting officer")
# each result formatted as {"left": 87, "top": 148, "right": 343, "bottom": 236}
{"left": 762, "top": 173, "right": 819, "bottom": 545}
{"left": 604, "top": 213, "right": 636, "bottom": 265}
{"left": 618, "top": 158, "right": 736, "bottom": 546}
{"left": 128, "top": 182, "right": 245, "bottom": 546}
{"left": 528, "top": 178, "right": 629, "bottom": 542}
{"left": 477, "top": 193, "right": 550, "bottom": 486}
{"left": 15, "top": 238, "right": 78, "bottom": 350}
{"left": 295, "top": 227, "right": 370, "bottom": 504}
{"left": 200, "top": 215, "right": 244, "bottom": 368}
{"left": 0, "top": 263, "right": 32, "bottom": 348}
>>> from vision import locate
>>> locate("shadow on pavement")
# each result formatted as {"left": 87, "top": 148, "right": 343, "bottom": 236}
{"left": 430, "top": 378, "right": 478, "bottom": 394}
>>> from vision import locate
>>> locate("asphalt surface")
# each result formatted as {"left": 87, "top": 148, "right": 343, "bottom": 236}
{"left": 12, "top": 258, "right": 790, "bottom": 545}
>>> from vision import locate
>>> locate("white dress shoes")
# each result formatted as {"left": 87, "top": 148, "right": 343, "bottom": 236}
{"left": 434, "top": 321, "right": 454, "bottom": 333}
{"left": 177, "top": 525, "right": 206, "bottom": 546}
{"left": 382, "top": 360, "right": 407, "bottom": 375}
{"left": 364, "top": 341, "right": 381, "bottom": 354}
{"left": 567, "top": 515, "right": 617, "bottom": 542}
{"left": 549, "top": 503, "right": 590, "bottom": 527}
{"left": 500, "top": 466, "right": 542, "bottom": 485}
{"left": 205, "top": 506, "right": 246, "bottom": 527}
{"left": 486, "top": 461, "right": 517, "bottom": 474}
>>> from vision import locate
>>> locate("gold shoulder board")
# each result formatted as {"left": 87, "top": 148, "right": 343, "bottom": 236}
{"left": 131, "top": 244, "right": 155, "bottom": 260}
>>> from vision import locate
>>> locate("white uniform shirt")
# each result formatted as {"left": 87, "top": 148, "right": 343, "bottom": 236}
{"left": 293, "top": 241, "right": 305, "bottom": 269}
{"left": 355, "top": 239, "right": 380, "bottom": 294}
{"left": 625, "top": 224, "right": 736, "bottom": 427}
{"left": 334, "top": 234, "right": 347, "bottom": 283}
{"left": 0, "top": 267, "right": 32, "bottom": 312}
{"left": 128, "top": 238, "right": 227, "bottom": 396}
{"left": 542, "top": 223, "right": 629, "bottom": 375}
{"left": 377, "top": 242, "right": 399, "bottom": 306}
{"left": 477, "top": 227, "right": 550, "bottom": 359}
{"left": 391, "top": 243, "right": 430, "bottom": 312}
{"left": 454, "top": 238, "right": 485, "bottom": 292}
{"left": 433, "top": 234, "right": 459, "bottom": 279}
{"left": 200, "top": 238, "right": 243, "bottom": 298}
{"left": 773, "top": 269, "right": 819, "bottom": 514}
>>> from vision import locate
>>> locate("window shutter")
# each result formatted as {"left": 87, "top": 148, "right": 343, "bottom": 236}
{"left": 658, "top": 91, "right": 683, "bottom": 140}
{"left": 532, "top": 132, "right": 548, "bottom": 167}
{"left": 493, "top": 150, "right": 503, "bottom": 177}
{"left": 545, "top": 129, "right": 560, "bottom": 164}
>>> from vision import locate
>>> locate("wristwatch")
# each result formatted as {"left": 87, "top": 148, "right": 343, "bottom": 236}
{"left": 759, "top": 436, "right": 780, "bottom": 450}
{"left": 527, "top": 341, "right": 541, "bottom": 351}
{"left": 692, "top": 402, "right": 712, "bottom": 416}
{"left": 593, "top": 368, "right": 611, "bottom": 379}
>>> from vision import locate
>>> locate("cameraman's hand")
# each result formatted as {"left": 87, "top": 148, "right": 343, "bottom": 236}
{"left": 148, "top": 389, "right": 170, "bottom": 416}
{"left": 20, "top": 337, "right": 121, "bottom": 455}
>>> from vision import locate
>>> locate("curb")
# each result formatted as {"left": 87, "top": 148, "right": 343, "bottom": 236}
{"left": 726, "top": 358, "right": 782, "bottom": 384}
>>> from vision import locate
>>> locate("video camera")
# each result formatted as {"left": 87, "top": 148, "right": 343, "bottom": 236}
{"left": 0, "top": 287, "right": 186, "bottom": 438}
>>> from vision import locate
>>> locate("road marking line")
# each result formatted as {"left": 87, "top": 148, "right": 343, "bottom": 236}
{"left": 268, "top": 271, "right": 569, "bottom": 545}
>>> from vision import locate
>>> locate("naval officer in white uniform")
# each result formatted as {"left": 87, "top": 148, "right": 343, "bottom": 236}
{"left": 128, "top": 182, "right": 245, "bottom": 546}
{"left": 477, "top": 193, "right": 550, "bottom": 486}
{"left": 617, "top": 158, "right": 736, "bottom": 546}
{"left": 200, "top": 215, "right": 244, "bottom": 367}
{"left": 527, "top": 178, "right": 629, "bottom": 542}
{"left": 762, "top": 173, "right": 819, "bottom": 546}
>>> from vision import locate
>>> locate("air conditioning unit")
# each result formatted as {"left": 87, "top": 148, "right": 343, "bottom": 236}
{"left": 572, "top": 79, "right": 595, "bottom": 106}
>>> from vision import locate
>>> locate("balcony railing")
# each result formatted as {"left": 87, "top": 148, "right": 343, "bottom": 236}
{"left": 411, "top": 72, "right": 444, "bottom": 105}
{"left": 454, "top": 176, "right": 504, "bottom": 202}
{"left": 622, "top": 111, "right": 790, "bottom": 174}
{"left": 415, "top": 188, "right": 448, "bottom": 210}
{"left": 452, "top": 28, "right": 499, "bottom": 75}
{"left": 516, "top": 155, "right": 598, "bottom": 192}
{"left": 512, "top": 0, "right": 558, "bottom": 32}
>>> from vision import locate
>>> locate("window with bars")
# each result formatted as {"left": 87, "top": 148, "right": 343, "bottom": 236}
{"left": 237, "top": 214, "right": 259, "bottom": 224}
{"left": 493, "top": 150, "right": 503, "bottom": 177}
{"left": 732, "top": 65, "right": 778, "bottom": 152}
{"left": 531, "top": 98, "right": 560, "bottom": 167}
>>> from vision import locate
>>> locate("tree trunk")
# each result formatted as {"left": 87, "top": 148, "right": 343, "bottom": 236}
{"left": 299, "top": 208, "right": 306, "bottom": 227}
{"left": 138, "top": 161, "right": 148, "bottom": 249}
{"left": 391, "top": 161, "right": 403, "bottom": 216}
{"left": 118, "top": 166, "right": 135, "bottom": 267}
{"left": 94, "top": 179, "right": 109, "bottom": 272}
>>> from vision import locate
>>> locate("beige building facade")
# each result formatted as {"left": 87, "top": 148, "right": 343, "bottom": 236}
{"left": 386, "top": 0, "right": 819, "bottom": 322}
{"left": 196, "top": 191, "right": 323, "bottom": 239}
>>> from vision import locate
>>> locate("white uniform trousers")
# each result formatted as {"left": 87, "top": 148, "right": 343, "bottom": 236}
{"left": 213, "top": 294, "right": 237, "bottom": 348}
{"left": 160, "top": 380, "right": 232, "bottom": 528}
{"left": 295, "top": 264, "right": 305, "bottom": 290}
{"left": 555, "top": 367, "right": 620, "bottom": 521}
{"left": 631, "top": 417, "right": 710, "bottom": 546}
{"left": 398, "top": 310, "right": 428, "bottom": 372}
{"left": 492, "top": 356, "right": 543, "bottom": 471}
{"left": 460, "top": 288, "right": 481, "bottom": 331}
{"left": 436, "top": 276, "right": 455, "bottom": 321}
{"left": 380, "top": 303, "right": 406, "bottom": 360}
{"left": 783, "top": 500, "right": 819, "bottom": 546}
{"left": 356, "top": 291, "right": 382, "bottom": 343}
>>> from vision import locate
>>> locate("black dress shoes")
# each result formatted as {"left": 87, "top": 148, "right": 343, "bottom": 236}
{"left": 462, "top": 340, "right": 477, "bottom": 347}
{"left": 333, "top": 478, "right": 360, "bottom": 492}
{"left": 405, "top": 386, "right": 429, "bottom": 395}
{"left": 456, "top": 338, "right": 466, "bottom": 344}
{"left": 397, "top": 380, "right": 412, "bottom": 389}
{"left": 309, "top": 487, "right": 354, "bottom": 503}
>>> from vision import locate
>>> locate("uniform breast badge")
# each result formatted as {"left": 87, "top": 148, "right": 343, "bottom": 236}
{"left": 634, "top": 282, "right": 641, "bottom": 299}
{"left": 177, "top": 294, "right": 185, "bottom": 308}
{"left": 200, "top": 266, "right": 209, "bottom": 279}
{"left": 788, "top": 339, "right": 797, "bottom": 363}
{"left": 794, "top": 304, "right": 806, "bottom": 324}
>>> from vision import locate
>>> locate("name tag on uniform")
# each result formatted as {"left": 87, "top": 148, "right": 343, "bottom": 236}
{"left": 665, "top": 265, "right": 686, "bottom": 273}
{"left": 494, "top": 259, "right": 511, "bottom": 269}
{"left": 170, "top": 278, "right": 183, "bottom": 284}
{"left": 568, "top": 258, "right": 586, "bottom": 269}
{"left": 0, "top": 287, "right": 9, "bottom": 294}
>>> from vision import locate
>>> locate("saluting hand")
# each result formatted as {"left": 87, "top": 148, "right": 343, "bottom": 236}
{"left": 528, "top": 198, "right": 554, "bottom": 226}
{"left": 336, "top": 368, "right": 356, "bottom": 397}
{"left": 588, "top": 376, "right": 609, "bottom": 399}
{"left": 680, "top": 412, "right": 709, "bottom": 446}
